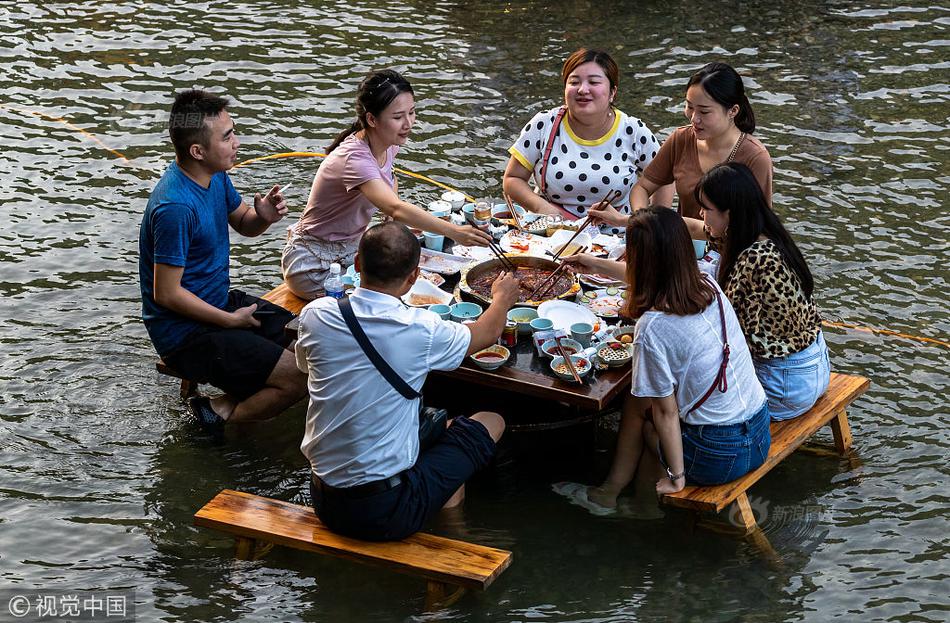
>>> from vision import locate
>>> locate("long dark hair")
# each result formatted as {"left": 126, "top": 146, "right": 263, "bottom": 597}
{"left": 327, "top": 69, "right": 414, "bottom": 153}
{"left": 695, "top": 163, "right": 814, "bottom": 299}
{"left": 623, "top": 207, "right": 714, "bottom": 318}
{"left": 686, "top": 62, "right": 756, "bottom": 134}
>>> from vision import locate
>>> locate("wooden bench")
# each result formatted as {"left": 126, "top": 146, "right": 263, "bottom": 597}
{"left": 155, "top": 283, "right": 308, "bottom": 398}
{"left": 661, "top": 372, "right": 870, "bottom": 537}
{"left": 194, "top": 489, "right": 512, "bottom": 610}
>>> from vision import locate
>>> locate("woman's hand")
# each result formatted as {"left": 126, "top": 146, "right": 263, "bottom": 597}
{"left": 559, "top": 253, "right": 603, "bottom": 275}
{"left": 586, "top": 201, "right": 628, "bottom": 227}
{"left": 450, "top": 224, "right": 492, "bottom": 247}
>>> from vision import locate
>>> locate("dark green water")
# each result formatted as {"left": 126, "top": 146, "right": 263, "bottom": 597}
{"left": 0, "top": 1, "right": 947, "bottom": 621}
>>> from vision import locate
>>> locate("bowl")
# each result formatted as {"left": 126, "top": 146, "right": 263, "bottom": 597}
{"left": 597, "top": 341, "right": 633, "bottom": 367}
{"left": 491, "top": 203, "right": 528, "bottom": 223}
{"left": 550, "top": 354, "right": 593, "bottom": 381}
{"left": 529, "top": 317, "right": 554, "bottom": 332}
{"left": 608, "top": 325, "right": 637, "bottom": 345}
{"left": 507, "top": 307, "right": 539, "bottom": 334}
{"left": 428, "top": 303, "right": 452, "bottom": 320}
{"left": 450, "top": 301, "right": 483, "bottom": 322}
{"left": 469, "top": 345, "right": 510, "bottom": 370}
{"left": 461, "top": 202, "right": 476, "bottom": 224}
{"left": 540, "top": 337, "right": 584, "bottom": 359}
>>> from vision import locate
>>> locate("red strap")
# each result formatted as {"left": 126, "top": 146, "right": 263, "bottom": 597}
{"left": 538, "top": 107, "right": 567, "bottom": 196}
{"left": 688, "top": 279, "right": 731, "bottom": 414}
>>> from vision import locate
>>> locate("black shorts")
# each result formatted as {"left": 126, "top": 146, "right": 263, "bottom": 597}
{"left": 163, "top": 290, "right": 295, "bottom": 401}
{"left": 310, "top": 416, "right": 496, "bottom": 541}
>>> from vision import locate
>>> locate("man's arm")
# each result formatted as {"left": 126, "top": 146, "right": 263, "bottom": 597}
{"left": 228, "top": 185, "right": 289, "bottom": 237}
{"left": 153, "top": 263, "right": 259, "bottom": 329}
{"left": 465, "top": 272, "right": 521, "bottom": 355}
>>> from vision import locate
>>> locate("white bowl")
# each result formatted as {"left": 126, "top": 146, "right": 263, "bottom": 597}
{"left": 470, "top": 345, "right": 510, "bottom": 370}
{"left": 550, "top": 354, "right": 593, "bottom": 381}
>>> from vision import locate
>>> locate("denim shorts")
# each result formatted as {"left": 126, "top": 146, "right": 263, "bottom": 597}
{"left": 680, "top": 402, "right": 771, "bottom": 486}
{"left": 754, "top": 331, "right": 831, "bottom": 421}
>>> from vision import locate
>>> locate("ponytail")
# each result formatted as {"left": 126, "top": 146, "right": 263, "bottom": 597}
{"left": 327, "top": 120, "right": 361, "bottom": 154}
{"left": 326, "top": 69, "right": 414, "bottom": 154}
{"left": 687, "top": 62, "right": 757, "bottom": 134}
{"left": 734, "top": 96, "right": 756, "bottom": 133}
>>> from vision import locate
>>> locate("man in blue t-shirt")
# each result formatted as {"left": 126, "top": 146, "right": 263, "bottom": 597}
{"left": 139, "top": 89, "right": 306, "bottom": 429}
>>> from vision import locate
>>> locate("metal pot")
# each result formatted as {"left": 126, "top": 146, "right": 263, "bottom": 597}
{"left": 456, "top": 255, "right": 581, "bottom": 308}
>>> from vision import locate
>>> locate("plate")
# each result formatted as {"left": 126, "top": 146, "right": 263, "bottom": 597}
{"left": 537, "top": 300, "right": 598, "bottom": 331}
{"left": 577, "top": 288, "right": 627, "bottom": 318}
{"left": 546, "top": 229, "right": 593, "bottom": 257}
{"left": 418, "top": 248, "right": 472, "bottom": 274}
{"left": 578, "top": 273, "right": 626, "bottom": 289}
{"left": 452, "top": 245, "right": 493, "bottom": 262}
{"left": 499, "top": 230, "right": 549, "bottom": 256}
{"left": 401, "top": 278, "right": 453, "bottom": 307}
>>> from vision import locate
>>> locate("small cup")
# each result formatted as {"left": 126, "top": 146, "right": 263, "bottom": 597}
{"left": 530, "top": 317, "right": 554, "bottom": 333}
{"left": 428, "top": 303, "right": 451, "bottom": 320}
{"left": 570, "top": 322, "right": 594, "bottom": 347}
{"left": 423, "top": 232, "right": 445, "bottom": 251}
{"left": 692, "top": 239, "right": 707, "bottom": 259}
{"left": 441, "top": 190, "right": 466, "bottom": 210}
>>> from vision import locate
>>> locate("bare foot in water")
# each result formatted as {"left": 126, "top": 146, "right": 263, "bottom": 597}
{"left": 587, "top": 486, "right": 620, "bottom": 510}
{"left": 655, "top": 477, "right": 685, "bottom": 495}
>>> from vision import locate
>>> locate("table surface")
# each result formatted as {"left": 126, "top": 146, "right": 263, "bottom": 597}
{"left": 431, "top": 337, "right": 631, "bottom": 411}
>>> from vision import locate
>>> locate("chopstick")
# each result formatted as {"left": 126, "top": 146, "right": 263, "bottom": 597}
{"left": 530, "top": 245, "right": 586, "bottom": 300}
{"left": 555, "top": 336, "right": 582, "bottom": 384}
{"left": 487, "top": 239, "right": 518, "bottom": 273}
{"left": 550, "top": 189, "right": 622, "bottom": 262}
{"left": 504, "top": 193, "right": 523, "bottom": 231}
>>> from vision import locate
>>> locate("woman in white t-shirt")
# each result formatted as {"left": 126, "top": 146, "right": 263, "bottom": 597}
{"left": 502, "top": 49, "right": 672, "bottom": 234}
{"left": 555, "top": 207, "right": 769, "bottom": 514}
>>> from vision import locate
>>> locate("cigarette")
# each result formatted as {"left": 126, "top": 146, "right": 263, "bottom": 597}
{"left": 279, "top": 183, "right": 292, "bottom": 194}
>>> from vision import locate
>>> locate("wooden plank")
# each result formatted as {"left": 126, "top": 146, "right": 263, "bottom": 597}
{"left": 830, "top": 409, "right": 853, "bottom": 453}
{"left": 262, "top": 283, "right": 308, "bottom": 315}
{"left": 661, "top": 373, "right": 870, "bottom": 513}
{"left": 194, "top": 490, "right": 512, "bottom": 591}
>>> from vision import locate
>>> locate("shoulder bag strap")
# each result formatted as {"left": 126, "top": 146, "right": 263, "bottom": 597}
{"left": 688, "top": 277, "right": 732, "bottom": 413}
{"left": 337, "top": 297, "right": 422, "bottom": 400}
{"left": 538, "top": 106, "right": 568, "bottom": 196}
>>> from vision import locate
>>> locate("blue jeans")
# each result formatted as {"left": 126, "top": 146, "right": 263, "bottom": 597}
{"left": 680, "top": 402, "right": 771, "bottom": 486}
{"left": 754, "top": 331, "right": 831, "bottom": 421}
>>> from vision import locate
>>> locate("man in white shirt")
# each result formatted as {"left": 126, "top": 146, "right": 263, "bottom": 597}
{"left": 296, "top": 221, "right": 520, "bottom": 540}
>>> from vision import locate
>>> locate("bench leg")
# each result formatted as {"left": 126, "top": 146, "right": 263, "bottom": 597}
{"left": 180, "top": 379, "right": 197, "bottom": 401}
{"left": 829, "top": 409, "right": 853, "bottom": 455}
{"left": 234, "top": 536, "right": 273, "bottom": 561}
{"left": 425, "top": 581, "right": 466, "bottom": 611}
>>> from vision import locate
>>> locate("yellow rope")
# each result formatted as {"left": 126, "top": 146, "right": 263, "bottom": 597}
{"left": 822, "top": 320, "right": 949, "bottom": 349}
{"left": 0, "top": 103, "right": 131, "bottom": 162}
{"left": 233, "top": 151, "right": 476, "bottom": 202}
{"left": 2, "top": 106, "right": 947, "bottom": 351}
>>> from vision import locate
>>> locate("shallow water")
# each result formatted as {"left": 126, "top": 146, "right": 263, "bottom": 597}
{"left": 0, "top": 0, "right": 948, "bottom": 621}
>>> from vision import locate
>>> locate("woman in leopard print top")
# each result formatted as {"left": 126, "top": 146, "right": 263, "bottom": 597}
{"left": 695, "top": 163, "right": 831, "bottom": 421}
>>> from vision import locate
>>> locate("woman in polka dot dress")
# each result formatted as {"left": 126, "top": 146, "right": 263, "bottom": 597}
{"left": 503, "top": 48, "right": 671, "bottom": 235}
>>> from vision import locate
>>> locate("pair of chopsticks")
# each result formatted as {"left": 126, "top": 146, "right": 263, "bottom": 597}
{"left": 526, "top": 245, "right": 587, "bottom": 301}
{"left": 487, "top": 239, "right": 517, "bottom": 273}
{"left": 503, "top": 193, "right": 523, "bottom": 230}
{"left": 554, "top": 336, "right": 582, "bottom": 384}
{"left": 550, "top": 189, "right": 622, "bottom": 262}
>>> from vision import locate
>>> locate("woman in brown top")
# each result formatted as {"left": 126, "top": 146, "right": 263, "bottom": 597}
{"left": 696, "top": 162, "right": 830, "bottom": 421}
{"left": 587, "top": 62, "right": 772, "bottom": 229}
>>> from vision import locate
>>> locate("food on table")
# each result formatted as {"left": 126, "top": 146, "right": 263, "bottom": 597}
{"left": 407, "top": 293, "right": 445, "bottom": 306}
{"left": 543, "top": 344, "right": 579, "bottom": 357}
{"left": 553, "top": 358, "right": 589, "bottom": 375}
{"left": 418, "top": 271, "right": 445, "bottom": 287}
{"left": 522, "top": 215, "right": 561, "bottom": 235}
{"left": 620, "top": 334, "right": 633, "bottom": 344}
{"left": 474, "top": 352, "right": 506, "bottom": 362}
{"left": 469, "top": 265, "right": 575, "bottom": 303}
{"left": 598, "top": 342, "right": 632, "bottom": 363}
{"left": 418, "top": 250, "right": 469, "bottom": 274}
{"left": 578, "top": 288, "right": 626, "bottom": 317}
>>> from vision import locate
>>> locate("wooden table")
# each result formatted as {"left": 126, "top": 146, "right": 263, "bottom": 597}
{"left": 430, "top": 338, "right": 630, "bottom": 412}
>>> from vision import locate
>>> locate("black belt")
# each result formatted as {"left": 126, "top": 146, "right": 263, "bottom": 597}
{"left": 312, "top": 473, "right": 405, "bottom": 499}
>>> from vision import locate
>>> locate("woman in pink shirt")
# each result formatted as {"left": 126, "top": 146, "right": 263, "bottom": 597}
{"left": 282, "top": 70, "right": 491, "bottom": 299}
